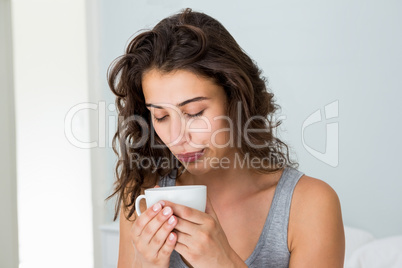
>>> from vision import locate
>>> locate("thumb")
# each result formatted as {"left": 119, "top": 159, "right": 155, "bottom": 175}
{"left": 154, "top": 185, "right": 160, "bottom": 188}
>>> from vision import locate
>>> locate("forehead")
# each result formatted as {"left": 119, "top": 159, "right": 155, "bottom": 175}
{"left": 142, "top": 69, "right": 220, "bottom": 104}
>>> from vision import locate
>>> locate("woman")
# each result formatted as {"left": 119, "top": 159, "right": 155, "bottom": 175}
{"left": 108, "top": 8, "right": 345, "bottom": 268}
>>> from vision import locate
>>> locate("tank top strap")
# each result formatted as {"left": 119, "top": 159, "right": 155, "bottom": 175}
{"left": 245, "top": 165, "right": 305, "bottom": 267}
{"left": 269, "top": 166, "right": 304, "bottom": 241}
{"left": 158, "top": 168, "right": 177, "bottom": 187}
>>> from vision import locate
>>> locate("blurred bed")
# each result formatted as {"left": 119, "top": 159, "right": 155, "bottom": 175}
{"left": 344, "top": 225, "right": 402, "bottom": 268}
{"left": 100, "top": 223, "right": 402, "bottom": 268}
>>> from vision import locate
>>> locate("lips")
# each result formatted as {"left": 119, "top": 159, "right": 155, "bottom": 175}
{"left": 177, "top": 149, "right": 205, "bottom": 158}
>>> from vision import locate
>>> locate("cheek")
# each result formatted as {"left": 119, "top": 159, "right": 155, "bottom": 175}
{"left": 207, "top": 116, "right": 231, "bottom": 147}
{"left": 186, "top": 118, "right": 211, "bottom": 142}
{"left": 153, "top": 125, "right": 169, "bottom": 143}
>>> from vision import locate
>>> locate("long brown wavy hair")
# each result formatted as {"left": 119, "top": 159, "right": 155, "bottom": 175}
{"left": 107, "top": 8, "right": 298, "bottom": 221}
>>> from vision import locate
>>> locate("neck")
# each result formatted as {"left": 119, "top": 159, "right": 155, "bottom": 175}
{"left": 176, "top": 152, "right": 283, "bottom": 206}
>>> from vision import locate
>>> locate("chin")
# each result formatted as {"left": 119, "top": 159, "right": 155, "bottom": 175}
{"left": 181, "top": 157, "right": 222, "bottom": 176}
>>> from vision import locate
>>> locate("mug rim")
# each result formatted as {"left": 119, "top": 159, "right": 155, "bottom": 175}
{"left": 145, "top": 185, "right": 206, "bottom": 192}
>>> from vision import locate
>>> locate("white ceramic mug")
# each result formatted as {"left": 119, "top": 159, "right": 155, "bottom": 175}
{"left": 135, "top": 185, "right": 207, "bottom": 216}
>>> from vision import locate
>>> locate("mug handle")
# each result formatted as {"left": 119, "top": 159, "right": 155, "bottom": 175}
{"left": 135, "top": 194, "right": 146, "bottom": 216}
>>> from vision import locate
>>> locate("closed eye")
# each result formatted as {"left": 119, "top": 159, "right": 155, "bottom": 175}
{"left": 153, "top": 110, "right": 205, "bottom": 123}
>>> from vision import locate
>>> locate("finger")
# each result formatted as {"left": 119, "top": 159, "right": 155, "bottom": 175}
{"left": 157, "top": 231, "right": 178, "bottom": 259}
{"left": 162, "top": 200, "right": 205, "bottom": 224}
{"left": 174, "top": 233, "right": 189, "bottom": 258}
{"left": 175, "top": 229, "right": 192, "bottom": 247}
{"left": 142, "top": 206, "right": 174, "bottom": 245}
{"left": 134, "top": 206, "right": 175, "bottom": 259}
{"left": 173, "top": 216, "right": 196, "bottom": 235}
{"left": 132, "top": 201, "right": 164, "bottom": 238}
{"left": 150, "top": 215, "right": 177, "bottom": 252}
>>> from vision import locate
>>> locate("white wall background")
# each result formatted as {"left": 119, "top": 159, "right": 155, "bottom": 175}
{"left": 99, "top": 0, "right": 402, "bottom": 238}
{"left": 12, "top": 0, "right": 94, "bottom": 267}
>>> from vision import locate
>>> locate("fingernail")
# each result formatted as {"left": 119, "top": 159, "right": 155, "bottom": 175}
{"left": 168, "top": 233, "right": 174, "bottom": 241}
{"left": 168, "top": 216, "right": 175, "bottom": 224}
{"left": 159, "top": 201, "right": 165, "bottom": 206}
{"left": 153, "top": 203, "right": 161, "bottom": 212}
{"left": 163, "top": 207, "right": 172, "bottom": 216}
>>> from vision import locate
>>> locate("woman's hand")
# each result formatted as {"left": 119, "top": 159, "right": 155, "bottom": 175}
{"left": 163, "top": 197, "right": 247, "bottom": 268}
{"left": 130, "top": 186, "right": 178, "bottom": 268}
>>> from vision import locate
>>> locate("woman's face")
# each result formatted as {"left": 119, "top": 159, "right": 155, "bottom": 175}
{"left": 142, "top": 68, "right": 235, "bottom": 174}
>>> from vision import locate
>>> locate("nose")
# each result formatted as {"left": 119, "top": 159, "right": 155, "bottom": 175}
{"left": 169, "top": 114, "right": 190, "bottom": 146}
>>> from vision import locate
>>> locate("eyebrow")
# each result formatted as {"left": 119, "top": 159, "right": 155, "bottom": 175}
{"left": 145, "top": 96, "right": 211, "bottom": 109}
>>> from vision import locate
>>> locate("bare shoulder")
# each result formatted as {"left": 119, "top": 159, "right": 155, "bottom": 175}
{"left": 289, "top": 175, "right": 343, "bottom": 235}
{"left": 288, "top": 175, "right": 345, "bottom": 267}
{"left": 292, "top": 175, "right": 341, "bottom": 207}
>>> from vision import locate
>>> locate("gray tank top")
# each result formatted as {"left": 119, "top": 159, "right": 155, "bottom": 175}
{"left": 158, "top": 166, "right": 304, "bottom": 268}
